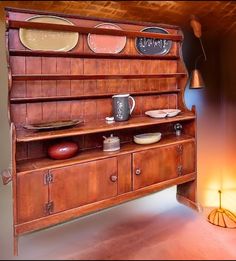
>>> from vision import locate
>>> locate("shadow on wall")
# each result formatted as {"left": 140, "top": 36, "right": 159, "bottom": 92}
{"left": 218, "top": 31, "right": 236, "bottom": 213}
{"left": 183, "top": 27, "right": 236, "bottom": 213}
{"left": 182, "top": 28, "right": 225, "bottom": 210}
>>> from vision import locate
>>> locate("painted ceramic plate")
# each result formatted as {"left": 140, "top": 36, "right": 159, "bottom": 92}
{"left": 145, "top": 109, "right": 181, "bottom": 118}
{"left": 23, "top": 119, "right": 83, "bottom": 131}
{"left": 134, "top": 132, "right": 162, "bottom": 145}
{"left": 135, "top": 27, "right": 172, "bottom": 55}
{"left": 19, "top": 15, "right": 79, "bottom": 51}
{"left": 87, "top": 23, "right": 127, "bottom": 53}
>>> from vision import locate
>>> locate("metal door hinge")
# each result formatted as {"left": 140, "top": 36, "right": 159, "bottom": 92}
{"left": 177, "top": 165, "right": 183, "bottom": 176}
{"left": 45, "top": 201, "right": 54, "bottom": 215}
{"left": 44, "top": 172, "right": 53, "bottom": 185}
{"left": 177, "top": 144, "right": 183, "bottom": 155}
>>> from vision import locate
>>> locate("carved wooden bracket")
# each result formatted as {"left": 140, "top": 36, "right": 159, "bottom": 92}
{"left": 1, "top": 169, "right": 12, "bottom": 185}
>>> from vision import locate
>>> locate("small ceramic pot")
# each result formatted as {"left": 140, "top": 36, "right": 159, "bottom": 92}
{"left": 103, "top": 134, "right": 120, "bottom": 152}
{"left": 48, "top": 141, "right": 79, "bottom": 160}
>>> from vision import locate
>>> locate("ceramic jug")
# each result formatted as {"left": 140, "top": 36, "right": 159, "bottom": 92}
{"left": 112, "top": 94, "right": 135, "bottom": 121}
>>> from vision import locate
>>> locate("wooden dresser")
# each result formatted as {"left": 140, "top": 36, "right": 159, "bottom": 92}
{"left": 5, "top": 7, "right": 197, "bottom": 255}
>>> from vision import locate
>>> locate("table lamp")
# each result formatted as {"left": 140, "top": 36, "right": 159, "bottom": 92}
{"left": 208, "top": 190, "right": 236, "bottom": 228}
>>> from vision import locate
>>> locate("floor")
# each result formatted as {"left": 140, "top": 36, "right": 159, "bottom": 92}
{"left": 2, "top": 187, "right": 236, "bottom": 260}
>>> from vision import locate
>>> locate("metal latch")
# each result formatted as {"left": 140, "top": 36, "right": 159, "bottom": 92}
{"left": 44, "top": 172, "right": 53, "bottom": 185}
{"left": 45, "top": 201, "right": 54, "bottom": 215}
{"left": 177, "top": 144, "right": 183, "bottom": 155}
{"left": 177, "top": 165, "right": 183, "bottom": 176}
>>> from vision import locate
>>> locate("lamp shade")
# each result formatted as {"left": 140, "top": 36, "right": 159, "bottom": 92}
{"left": 190, "top": 69, "right": 205, "bottom": 89}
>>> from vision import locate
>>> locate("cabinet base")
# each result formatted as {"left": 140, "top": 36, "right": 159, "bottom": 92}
{"left": 15, "top": 173, "right": 196, "bottom": 236}
{"left": 176, "top": 194, "right": 200, "bottom": 211}
{"left": 13, "top": 235, "right": 18, "bottom": 256}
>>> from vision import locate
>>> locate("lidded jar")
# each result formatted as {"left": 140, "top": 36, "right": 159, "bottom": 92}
{"left": 103, "top": 134, "right": 120, "bottom": 152}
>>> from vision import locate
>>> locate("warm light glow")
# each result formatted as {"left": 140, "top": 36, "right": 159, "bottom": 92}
{"left": 201, "top": 175, "right": 236, "bottom": 212}
{"left": 185, "top": 82, "right": 236, "bottom": 215}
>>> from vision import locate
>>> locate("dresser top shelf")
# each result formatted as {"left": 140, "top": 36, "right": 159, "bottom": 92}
{"left": 16, "top": 112, "right": 195, "bottom": 142}
{"left": 9, "top": 20, "right": 183, "bottom": 41}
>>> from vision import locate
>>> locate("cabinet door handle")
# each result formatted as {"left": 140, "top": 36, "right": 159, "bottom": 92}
{"left": 135, "top": 168, "right": 141, "bottom": 175}
{"left": 110, "top": 175, "right": 118, "bottom": 182}
{"left": 177, "top": 165, "right": 183, "bottom": 176}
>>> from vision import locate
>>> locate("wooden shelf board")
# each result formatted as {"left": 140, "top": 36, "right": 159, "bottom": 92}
{"left": 12, "top": 73, "right": 186, "bottom": 81}
{"left": 16, "top": 134, "right": 195, "bottom": 174}
{"left": 9, "top": 50, "right": 179, "bottom": 60}
{"left": 10, "top": 89, "right": 181, "bottom": 104}
{"left": 9, "top": 20, "right": 183, "bottom": 41}
{"left": 16, "top": 113, "right": 195, "bottom": 143}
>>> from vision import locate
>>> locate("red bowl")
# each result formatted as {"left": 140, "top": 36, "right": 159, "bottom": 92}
{"left": 48, "top": 141, "right": 79, "bottom": 160}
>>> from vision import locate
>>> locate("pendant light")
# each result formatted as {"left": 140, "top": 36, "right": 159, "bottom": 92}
{"left": 190, "top": 16, "right": 207, "bottom": 89}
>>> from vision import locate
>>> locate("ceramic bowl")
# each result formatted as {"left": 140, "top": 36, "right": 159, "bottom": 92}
{"left": 48, "top": 141, "right": 79, "bottom": 160}
{"left": 134, "top": 132, "right": 162, "bottom": 145}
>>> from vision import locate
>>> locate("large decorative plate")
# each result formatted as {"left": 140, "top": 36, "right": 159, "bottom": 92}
{"left": 19, "top": 15, "right": 79, "bottom": 51}
{"left": 23, "top": 119, "right": 83, "bottom": 131}
{"left": 87, "top": 23, "right": 127, "bottom": 54}
{"left": 135, "top": 27, "right": 172, "bottom": 55}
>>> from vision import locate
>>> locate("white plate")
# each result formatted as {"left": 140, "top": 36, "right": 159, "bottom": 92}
{"left": 162, "top": 109, "right": 181, "bottom": 117}
{"left": 145, "top": 109, "right": 181, "bottom": 118}
{"left": 19, "top": 15, "right": 79, "bottom": 51}
{"left": 134, "top": 132, "right": 162, "bottom": 145}
{"left": 145, "top": 110, "right": 167, "bottom": 118}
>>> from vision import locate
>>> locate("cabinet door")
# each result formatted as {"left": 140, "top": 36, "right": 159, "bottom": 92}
{"left": 182, "top": 141, "right": 196, "bottom": 175}
{"left": 50, "top": 158, "right": 118, "bottom": 213}
{"left": 133, "top": 145, "right": 179, "bottom": 190}
{"left": 17, "top": 170, "right": 48, "bottom": 224}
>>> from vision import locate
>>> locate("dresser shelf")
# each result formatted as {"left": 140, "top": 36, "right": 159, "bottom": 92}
{"left": 16, "top": 134, "right": 195, "bottom": 174}
{"left": 12, "top": 73, "right": 186, "bottom": 81}
{"left": 16, "top": 112, "right": 195, "bottom": 142}
{"left": 10, "top": 89, "right": 181, "bottom": 104}
{"left": 9, "top": 49, "right": 179, "bottom": 60}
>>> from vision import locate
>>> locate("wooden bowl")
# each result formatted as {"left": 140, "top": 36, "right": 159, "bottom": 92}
{"left": 48, "top": 141, "right": 79, "bottom": 160}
